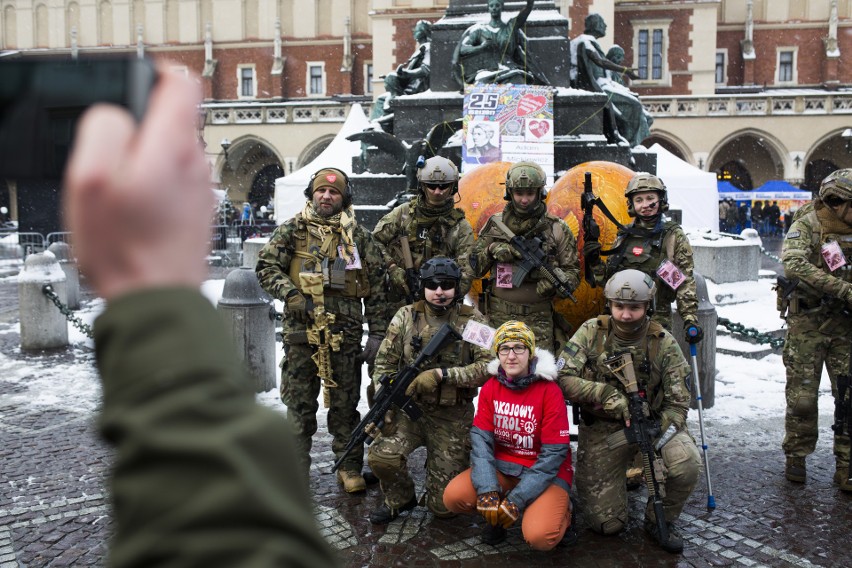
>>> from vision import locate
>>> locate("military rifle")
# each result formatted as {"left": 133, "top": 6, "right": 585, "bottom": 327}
{"left": 398, "top": 233, "right": 418, "bottom": 304}
{"left": 299, "top": 272, "right": 343, "bottom": 409}
{"left": 331, "top": 323, "right": 462, "bottom": 472}
{"left": 603, "top": 351, "right": 669, "bottom": 546}
{"left": 581, "top": 171, "right": 602, "bottom": 287}
{"left": 491, "top": 218, "right": 577, "bottom": 302}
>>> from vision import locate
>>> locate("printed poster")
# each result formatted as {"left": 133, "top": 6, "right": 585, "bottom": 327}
{"left": 462, "top": 84, "right": 555, "bottom": 185}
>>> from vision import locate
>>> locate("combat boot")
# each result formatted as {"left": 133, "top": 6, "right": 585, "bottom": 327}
{"left": 644, "top": 517, "right": 684, "bottom": 554}
{"left": 833, "top": 467, "right": 852, "bottom": 492}
{"left": 369, "top": 494, "right": 417, "bottom": 524}
{"left": 785, "top": 456, "right": 806, "bottom": 483}
{"left": 336, "top": 469, "right": 367, "bottom": 493}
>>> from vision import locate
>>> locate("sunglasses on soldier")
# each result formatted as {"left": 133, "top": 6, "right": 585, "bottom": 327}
{"left": 423, "top": 182, "right": 452, "bottom": 190}
{"left": 422, "top": 278, "right": 456, "bottom": 290}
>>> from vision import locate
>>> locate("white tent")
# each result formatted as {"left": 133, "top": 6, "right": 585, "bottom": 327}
{"left": 273, "top": 103, "right": 371, "bottom": 223}
{"left": 648, "top": 143, "right": 719, "bottom": 231}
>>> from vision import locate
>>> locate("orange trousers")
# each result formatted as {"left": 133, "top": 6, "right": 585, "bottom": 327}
{"left": 442, "top": 468, "right": 572, "bottom": 551}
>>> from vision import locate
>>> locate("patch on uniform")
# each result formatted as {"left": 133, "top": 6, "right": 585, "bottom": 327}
{"left": 785, "top": 230, "right": 800, "bottom": 239}
{"left": 632, "top": 246, "right": 644, "bottom": 256}
{"left": 562, "top": 341, "right": 580, "bottom": 358}
{"left": 556, "top": 357, "right": 566, "bottom": 370}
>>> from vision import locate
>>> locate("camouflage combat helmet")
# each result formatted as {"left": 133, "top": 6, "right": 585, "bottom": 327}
{"left": 604, "top": 269, "right": 657, "bottom": 304}
{"left": 819, "top": 169, "right": 852, "bottom": 202}
{"left": 416, "top": 156, "right": 459, "bottom": 195}
{"left": 625, "top": 173, "right": 669, "bottom": 216}
{"left": 504, "top": 161, "right": 547, "bottom": 200}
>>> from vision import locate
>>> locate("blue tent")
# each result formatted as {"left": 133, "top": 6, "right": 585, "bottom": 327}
{"left": 756, "top": 180, "right": 809, "bottom": 194}
{"left": 717, "top": 181, "right": 740, "bottom": 193}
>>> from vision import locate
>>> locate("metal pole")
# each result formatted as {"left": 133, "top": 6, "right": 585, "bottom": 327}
{"left": 689, "top": 338, "right": 716, "bottom": 510}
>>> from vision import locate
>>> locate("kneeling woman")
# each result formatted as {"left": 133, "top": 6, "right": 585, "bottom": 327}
{"left": 443, "top": 321, "right": 573, "bottom": 550}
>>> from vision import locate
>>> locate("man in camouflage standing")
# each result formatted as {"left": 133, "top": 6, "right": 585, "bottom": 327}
{"left": 256, "top": 167, "right": 387, "bottom": 493}
{"left": 583, "top": 173, "right": 702, "bottom": 341}
{"left": 368, "top": 257, "right": 491, "bottom": 523}
{"left": 557, "top": 269, "right": 701, "bottom": 553}
{"left": 470, "top": 161, "right": 579, "bottom": 352}
{"left": 780, "top": 169, "right": 852, "bottom": 490}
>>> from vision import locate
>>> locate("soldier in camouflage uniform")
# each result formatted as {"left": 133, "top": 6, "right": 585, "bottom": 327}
{"left": 470, "top": 161, "right": 580, "bottom": 352}
{"left": 557, "top": 269, "right": 701, "bottom": 553}
{"left": 583, "top": 173, "right": 702, "bottom": 339}
{"left": 368, "top": 257, "right": 491, "bottom": 523}
{"left": 255, "top": 167, "right": 387, "bottom": 494}
{"left": 780, "top": 168, "right": 852, "bottom": 490}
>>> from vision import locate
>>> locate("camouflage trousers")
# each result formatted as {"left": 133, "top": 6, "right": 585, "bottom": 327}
{"left": 782, "top": 315, "right": 852, "bottom": 468}
{"left": 280, "top": 336, "right": 363, "bottom": 476}
{"left": 367, "top": 401, "right": 474, "bottom": 515}
{"left": 576, "top": 418, "right": 700, "bottom": 534}
{"left": 487, "top": 297, "right": 557, "bottom": 353}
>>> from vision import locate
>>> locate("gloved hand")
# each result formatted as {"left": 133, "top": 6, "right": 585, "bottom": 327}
{"left": 536, "top": 276, "right": 556, "bottom": 298}
{"left": 285, "top": 290, "right": 309, "bottom": 323}
{"left": 602, "top": 389, "right": 630, "bottom": 423}
{"left": 685, "top": 322, "right": 704, "bottom": 344}
{"left": 362, "top": 334, "right": 384, "bottom": 366}
{"left": 582, "top": 240, "right": 602, "bottom": 267}
{"left": 476, "top": 491, "right": 501, "bottom": 526}
{"left": 490, "top": 242, "right": 521, "bottom": 263}
{"left": 496, "top": 498, "right": 520, "bottom": 529}
{"left": 405, "top": 368, "right": 441, "bottom": 396}
{"left": 388, "top": 265, "right": 410, "bottom": 296}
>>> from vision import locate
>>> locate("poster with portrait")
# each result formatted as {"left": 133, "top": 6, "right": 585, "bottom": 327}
{"left": 462, "top": 84, "right": 555, "bottom": 184}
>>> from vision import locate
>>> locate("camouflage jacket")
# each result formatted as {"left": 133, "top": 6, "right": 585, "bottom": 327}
{"left": 374, "top": 301, "right": 491, "bottom": 405}
{"left": 592, "top": 218, "right": 698, "bottom": 327}
{"left": 557, "top": 316, "right": 691, "bottom": 430}
{"left": 782, "top": 201, "right": 852, "bottom": 318}
{"left": 470, "top": 210, "right": 580, "bottom": 299}
{"left": 255, "top": 212, "right": 387, "bottom": 335}
{"left": 372, "top": 197, "right": 475, "bottom": 296}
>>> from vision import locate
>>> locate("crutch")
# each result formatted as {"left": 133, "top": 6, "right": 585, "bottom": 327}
{"left": 687, "top": 330, "right": 716, "bottom": 510}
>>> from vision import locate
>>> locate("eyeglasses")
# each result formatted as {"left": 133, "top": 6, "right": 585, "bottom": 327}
{"left": 423, "top": 278, "right": 456, "bottom": 290}
{"left": 497, "top": 344, "right": 528, "bottom": 356}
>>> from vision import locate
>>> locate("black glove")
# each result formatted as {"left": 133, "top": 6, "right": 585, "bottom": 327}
{"left": 582, "top": 240, "right": 602, "bottom": 267}
{"left": 285, "top": 290, "right": 309, "bottom": 323}
{"left": 685, "top": 323, "right": 703, "bottom": 344}
{"left": 362, "top": 334, "right": 384, "bottom": 365}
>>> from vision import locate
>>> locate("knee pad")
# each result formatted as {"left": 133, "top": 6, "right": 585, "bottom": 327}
{"left": 790, "top": 393, "right": 817, "bottom": 417}
{"left": 598, "top": 517, "right": 625, "bottom": 535}
{"left": 367, "top": 448, "right": 405, "bottom": 478}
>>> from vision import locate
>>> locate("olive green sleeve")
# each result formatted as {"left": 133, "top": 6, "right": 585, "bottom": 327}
{"left": 671, "top": 227, "right": 698, "bottom": 324}
{"left": 553, "top": 217, "right": 580, "bottom": 292}
{"left": 556, "top": 320, "right": 612, "bottom": 404}
{"left": 95, "top": 288, "right": 338, "bottom": 568}
{"left": 783, "top": 217, "right": 852, "bottom": 303}
{"left": 452, "top": 219, "right": 476, "bottom": 297}
{"left": 255, "top": 222, "right": 299, "bottom": 301}
{"left": 656, "top": 333, "right": 692, "bottom": 430}
{"left": 357, "top": 227, "right": 389, "bottom": 335}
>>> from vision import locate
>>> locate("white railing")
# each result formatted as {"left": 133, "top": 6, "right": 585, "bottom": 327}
{"left": 643, "top": 92, "right": 852, "bottom": 118}
{"left": 203, "top": 100, "right": 355, "bottom": 126}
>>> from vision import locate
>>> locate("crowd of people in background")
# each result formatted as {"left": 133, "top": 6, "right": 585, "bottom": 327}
{"left": 718, "top": 198, "right": 793, "bottom": 236}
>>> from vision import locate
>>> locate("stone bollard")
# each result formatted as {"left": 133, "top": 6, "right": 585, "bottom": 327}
{"left": 217, "top": 267, "right": 276, "bottom": 392}
{"left": 47, "top": 241, "right": 80, "bottom": 310}
{"left": 18, "top": 252, "right": 69, "bottom": 351}
{"left": 242, "top": 236, "right": 270, "bottom": 269}
{"left": 672, "top": 272, "right": 717, "bottom": 409}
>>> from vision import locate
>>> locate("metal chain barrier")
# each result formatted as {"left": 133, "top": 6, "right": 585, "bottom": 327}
{"left": 717, "top": 317, "right": 784, "bottom": 349}
{"left": 42, "top": 284, "right": 94, "bottom": 338}
{"left": 760, "top": 246, "right": 783, "bottom": 264}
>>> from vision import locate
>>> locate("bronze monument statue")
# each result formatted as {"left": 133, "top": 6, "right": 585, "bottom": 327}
{"left": 372, "top": 20, "right": 433, "bottom": 120}
{"left": 452, "top": 0, "right": 549, "bottom": 88}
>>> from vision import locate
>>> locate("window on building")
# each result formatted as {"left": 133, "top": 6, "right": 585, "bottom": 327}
{"left": 308, "top": 63, "right": 325, "bottom": 96}
{"left": 777, "top": 49, "right": 795, "bottom": 83}
{"left": 633, "top": 22, "right": 669, "bottom": 84}
{"left": 715, "top": 51, "right": 727, "bottom": 85}
{"left": 238, "top": 66, "right": 256, "bottom": 98}
{"left": 365, "top": 63, "right": 373, "bottom": 94}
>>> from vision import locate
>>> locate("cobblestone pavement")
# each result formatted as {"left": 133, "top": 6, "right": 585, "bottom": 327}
{"left": 2, "top": 258, "right": 850, "bottom": 568}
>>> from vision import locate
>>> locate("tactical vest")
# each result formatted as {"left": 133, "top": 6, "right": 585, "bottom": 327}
{"left": 394, "top": 201, "right": 467, "bottom": 268}
{"left": 486, "top": 212, "right": 566, "bottom": 282}
{"left": 606, "top": 220, "right": 679, "bottom": 314}
{"left": 402, "top": 300, "right": 478, "bottom": 405}
{"left": 287, "top": 216, "right": 370, "bottom": 300}
{"left": 579, "top": 315, "right": 666, "bottom": 422}
{"left": 787, "top": 207, "right": 852, "bottom": 316}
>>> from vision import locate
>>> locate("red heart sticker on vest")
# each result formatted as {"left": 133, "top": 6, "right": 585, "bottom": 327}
{"left": 325, "top": 173, "right": 337, "bottom": 184}
{"left": 632, "top": 246, "right": 643, "bottom": 256}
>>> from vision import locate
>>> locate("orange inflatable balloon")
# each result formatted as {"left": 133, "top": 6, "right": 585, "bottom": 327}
{"left": 457, "top": 160, "right": 634, "bottom": 332}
